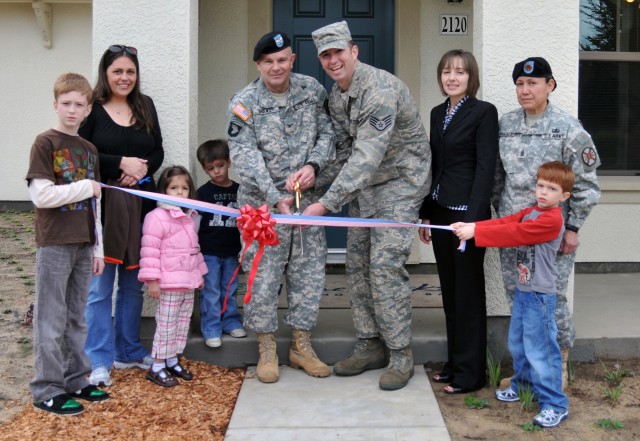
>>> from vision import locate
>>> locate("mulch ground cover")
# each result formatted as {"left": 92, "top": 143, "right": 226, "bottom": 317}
{"left": 1, "top": 360, "right": 244, "bottom": 441}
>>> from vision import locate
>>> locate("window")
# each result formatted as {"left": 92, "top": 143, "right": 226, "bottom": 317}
{"left": 579, "top": 0, "right": 640, "bottom": 174}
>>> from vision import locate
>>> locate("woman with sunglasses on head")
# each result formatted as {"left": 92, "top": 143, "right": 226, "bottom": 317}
{"left": 80, "top": 44, "right": 164, "bottom": 388}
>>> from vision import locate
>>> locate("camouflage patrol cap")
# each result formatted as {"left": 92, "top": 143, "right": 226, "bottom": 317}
{"left": 312, "top": 21, "right": 352, "bottom": 55}
{"left": 512, "top": 57, "right": 557, "bottom": 90}
{"left": 253, "top": 31, "right": 291, "bottom": 61}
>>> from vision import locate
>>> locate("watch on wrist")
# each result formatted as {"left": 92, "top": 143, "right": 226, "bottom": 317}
{"left": 305, "top": 161, "right": 320, "bottom": 176}
{"left": 565, "top": 224, "right": 579, "bottom": 233}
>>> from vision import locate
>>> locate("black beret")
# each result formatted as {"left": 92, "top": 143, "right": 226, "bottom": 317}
{"left": 253, "top": 31, "right": 291, "bottom": 61}
{"left": 512, "top": 57, "right": 557, "bottom": 90}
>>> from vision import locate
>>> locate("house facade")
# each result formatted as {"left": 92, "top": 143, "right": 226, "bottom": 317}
{"left": 1, "top": 0, "right": 638, "bottom": 315}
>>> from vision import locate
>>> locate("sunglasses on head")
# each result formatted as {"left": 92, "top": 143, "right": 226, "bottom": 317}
{"left": 108, "top": 45, "right": 138, "bottom": 56}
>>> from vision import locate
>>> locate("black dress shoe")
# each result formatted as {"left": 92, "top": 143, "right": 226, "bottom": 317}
{"left": 166, "top": 362, "right": 193, "bottom": 381}
{"left": 146, "top": 368, "right": 179, "bottom": 387}
{"left": 443, "top": 383, "right": 471, "bottom": 394}
{"left": 432, "top": 373, "right": 454, "bottom": 383}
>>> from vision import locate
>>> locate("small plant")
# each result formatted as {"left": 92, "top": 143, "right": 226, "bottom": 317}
{"left": 602, "top": 361, "right": 625, "bottom": 385}
{"left": 602, "top": 384, "right": 623, "bottom": 405}
{"left": 464, "top": 396, "right": 488, "bottom": 409}
{"left": 522, "top": 422, "right": 542, "bottom": 432}
{"left": 486, "top": 347, "right": 502, "bottom": 388}
{"left": 567, "top": 358, "right": 575, "bottom": 384}
{"left": 596, "top": 418, "right": 624, "bottom": 430}
{"left": 518, "top": 383, "right": 536, "bottom": 412}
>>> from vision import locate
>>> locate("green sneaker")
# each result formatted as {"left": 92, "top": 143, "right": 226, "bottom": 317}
{"left": 69, "top": 384, "right": 110, "bottom": 402}
{"left": 33, "top": 394, "right": 84, "bottom": 415}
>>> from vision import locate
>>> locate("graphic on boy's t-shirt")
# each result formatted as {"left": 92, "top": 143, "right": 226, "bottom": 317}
{"left": 516, "top": 246, "right": 535, "bottom": 285}
{"left": 208, "top": 201, "right": 238, "bottom": 228}
{"left": 52, "top": 147, "right": 97, "bottom": 212}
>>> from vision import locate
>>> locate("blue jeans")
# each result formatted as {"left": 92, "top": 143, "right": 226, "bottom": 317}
{"left": 84, "top": 263, "right": 149, "bottom": 370}
{"left": 199, "top": 255, "right": 243, "bottom": 339}
{"left": 509, "top": 288, "right": 568, "bottom": 413}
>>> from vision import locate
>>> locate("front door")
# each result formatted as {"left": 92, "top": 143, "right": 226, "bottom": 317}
{"left": 273, "top": 0, "right": 395, "bottom": 257}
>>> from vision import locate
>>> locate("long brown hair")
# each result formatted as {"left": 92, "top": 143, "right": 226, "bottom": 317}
{"left": 93, "top": 46, "right": 156, "bottom": 134}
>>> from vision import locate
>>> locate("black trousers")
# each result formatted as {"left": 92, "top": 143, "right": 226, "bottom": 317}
{"left": 430, "top": 203, "right": 487, "bottom": 390}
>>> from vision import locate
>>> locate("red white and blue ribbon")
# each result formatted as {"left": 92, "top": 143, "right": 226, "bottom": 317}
{"left": 100, "top": 184, "right": 460, "bottom": 235}
{"left": 101, "top": 184, "right": 465, "bottom": 309}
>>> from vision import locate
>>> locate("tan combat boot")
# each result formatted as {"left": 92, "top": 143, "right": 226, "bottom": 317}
{"left": 289, "top": 330, "right": 330, "bottom": 378}
{"left": 256, "top": 333, "right": 279, "bottom": 383}
{"left": 561, "top": 348, "right": 570, "bottom": 390}
{"left": 379, "top": 347, "right": 414, "bottom": 391}
{"left": 334, "top": 338, "right": 386, "bottom": 376}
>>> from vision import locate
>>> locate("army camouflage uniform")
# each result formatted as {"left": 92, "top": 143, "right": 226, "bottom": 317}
{"left": 319, "top": 62, "right": 432, "bottom": 350}
{"left": 227, "top": 73, "right": 335, "bottom": 333}
{"left": 493, "top": 103, "right": 601, "bottom": 349}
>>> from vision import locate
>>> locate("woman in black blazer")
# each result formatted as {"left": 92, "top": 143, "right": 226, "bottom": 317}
{"left": 419, "top": 50, "right": 499, "bottom": 394}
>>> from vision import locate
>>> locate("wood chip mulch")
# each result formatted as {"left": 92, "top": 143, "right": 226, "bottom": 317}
{"left": 1, "top": 361, "right": 245, "bottom": 441}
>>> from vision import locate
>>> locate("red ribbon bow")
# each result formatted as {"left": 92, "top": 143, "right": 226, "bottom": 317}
{"left": 221, "top": 204, "right": 280, "bottom": 314}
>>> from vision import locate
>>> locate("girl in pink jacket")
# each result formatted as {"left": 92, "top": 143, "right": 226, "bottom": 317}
{"left": 139, "top": 166, "right": 208, "bottom": 387}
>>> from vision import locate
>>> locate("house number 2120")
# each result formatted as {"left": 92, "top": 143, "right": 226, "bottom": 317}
{"left": 440, "top": 15, "right": 468, "bottom": 35}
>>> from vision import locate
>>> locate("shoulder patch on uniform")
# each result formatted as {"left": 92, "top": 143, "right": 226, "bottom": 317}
{"left": 228, "top": 121, "right": 243, "bottom": 137}
{"left": 370, "top": 115, "right": 392, "bottom": 131}
{"left": 232, "top": 103, "right": 251, "bottom": 121}
{"left": 581, "top": 146, "right": 598, "bottom": 168}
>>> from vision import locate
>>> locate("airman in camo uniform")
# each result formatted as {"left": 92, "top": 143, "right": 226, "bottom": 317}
{"left": 306, "top": 21, "right": 432, "bottom": 391}
{"left": 226, "top": 31, "right": 335, "bottom": 383}
{"left": 493, "top": 57, "right": 601, "bottom": 389}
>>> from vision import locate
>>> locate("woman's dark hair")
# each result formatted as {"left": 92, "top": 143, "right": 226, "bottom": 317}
{"left": 437, "top": 49, "right": 480, "bottom": 98}
{"left": 157, "top": 165, "right": 197, "bottom": 201}
{"left": 93, "top": 46, "right": 156, "bottom": 134}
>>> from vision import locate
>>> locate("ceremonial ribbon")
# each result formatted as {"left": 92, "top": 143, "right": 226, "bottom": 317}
{"left": 101, "top": 184, "right": 466, "bottom": 307}
{"left": 222, "top": 204, "right": 279, "bottom": 312}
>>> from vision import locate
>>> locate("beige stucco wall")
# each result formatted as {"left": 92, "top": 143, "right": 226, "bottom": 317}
{"left": 0, "top": 2, "right": 92, "bottom": 201}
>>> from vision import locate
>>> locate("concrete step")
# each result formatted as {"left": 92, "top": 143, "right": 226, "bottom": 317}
{"left": 138, "top": 273, "right": 640, "bottom": 367}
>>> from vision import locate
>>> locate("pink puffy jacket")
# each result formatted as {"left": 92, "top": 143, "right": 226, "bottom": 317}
{"left": 138, "top": 204, "right": 208, "bottom": 290}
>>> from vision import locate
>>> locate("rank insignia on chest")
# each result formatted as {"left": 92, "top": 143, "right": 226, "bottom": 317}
{"left": 232, "top": 103, "right": 252, "bottom": 121}
{"left": 370, "top": 115, "right": 392, "bottom": 131}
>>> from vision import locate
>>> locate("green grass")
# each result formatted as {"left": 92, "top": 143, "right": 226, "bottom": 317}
{"left": 602, "top": 384, "right": 623, "bottom": 405}
{"left": 486, "top": 347, "right": 502, "bottom": 388}
{"left": 522, "top": 422, "right": 542, "bottom": 432}
{"left": 596, "top": 418, "right": 624, "bottom": 430}
{"left": 518, "top": 383, "right": 536, "bottom": 412}
{"left": 464, "top": 396, "right": 488, "bottom": 409}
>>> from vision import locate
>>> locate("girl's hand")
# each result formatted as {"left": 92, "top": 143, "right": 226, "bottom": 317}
{"left": 419, "top": 219, "right": 432, "bottom": 245}
{"left": 147, "top": 280, "right": 160, "bottom": 299}
{"left": 198, "top": 279, "right": 204, "bottom": 289}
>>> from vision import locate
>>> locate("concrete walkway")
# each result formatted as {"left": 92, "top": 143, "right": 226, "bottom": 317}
{"left": 217, "top": 272, "right": 639, "bottom": 440}
{"left": 142, "top": 272, "right": 639, "bottom": 440}
{"left": 226, "top": 366, "right": 449, "bottom": 441}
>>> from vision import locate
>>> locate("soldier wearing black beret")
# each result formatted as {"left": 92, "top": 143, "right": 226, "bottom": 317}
{"left": 512, "top": 56, "right": 557, "bottom": 91}
{"left": 252, "top": 31, "right": 291, "bottom": 61}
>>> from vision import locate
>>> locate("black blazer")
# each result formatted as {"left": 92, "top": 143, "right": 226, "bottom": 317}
{"left": 419, "top": 97, "right": 499, "bottom": 222}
